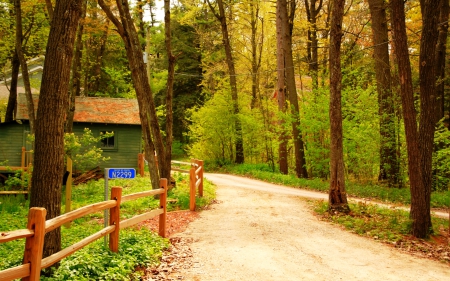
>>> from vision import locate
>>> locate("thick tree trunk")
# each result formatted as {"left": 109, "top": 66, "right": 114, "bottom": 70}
{"left": 328, "top": 0, "right": 349, "bottom": 212}
{"left": 30, "top": 0, "right": 82, "bottom": 261}
{"left": 207, "top": 0, "right": 244, "bottom": 164}
{"left": 367, "top": 0, "right": 399, "bottom": 186}
{"left": 416, "top": 0, "right": 440, "bottom": 238}
{"left": 276, "top": 1, "right": 288, "bottom": 175}
{"left": 434, "top": 0, "right": 449, "bottom": 123}
{"left": 390, "top": 0, "right": 439, "bottom": 238}
{"left": 14, "top": 0, "right": 35, "bottom": 134}
{"left": 67, "top": 0, "right": 86, "bottom": 133}
{"left": 4, "top": 51, "right": 20, "bottom": 122}
{"left": 99, "top": 0, "right": 167, "bottom": 188}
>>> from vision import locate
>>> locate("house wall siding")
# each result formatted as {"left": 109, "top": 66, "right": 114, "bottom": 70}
{"left": 72, "top": 123, "right": 142, "bottom": 170}
{"left": 0, "top": 122, "right": 25, "bottom": 167}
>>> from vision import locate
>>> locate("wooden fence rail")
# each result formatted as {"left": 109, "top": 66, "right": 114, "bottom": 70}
{"left": 0, "top": 178, "right": 168, "bottom": 281}
{"left": 137, "top": 157, "right": 204, "bottom": 211}
{"left": 0, "top": 147, "right": 33, "bottom": 195}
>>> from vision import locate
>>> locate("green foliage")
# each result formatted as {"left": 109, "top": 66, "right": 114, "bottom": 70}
{"left": 3, "top": 169, "right": 31, "bottom": 191}
{"left": 64, "top": 128, "right": 111, "bottom": 172}
{"left": 95, "top": 66, "right": 133, "bottom": 98}
{"left": 300, "top": 88, "right": 330, "bottom": 178}
{"left": 168, "top": 172, "right": 216, "bottom": 210}
{"left": 41, "top": 230, "right": 169, "bottom": 281}
{"left": 0, "top": 98, "right": 7, "bottom": 122}
{"left": 0, "top": 173, "right": 216, "bottom": 278}
{"left": 188, "top": 82, "right": 236, "bottom": 163}
{"left": 432, "top": 119, "right": 450, "bottom": 192}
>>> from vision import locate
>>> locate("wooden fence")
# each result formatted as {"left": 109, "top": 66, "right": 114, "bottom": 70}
{"left": 0, "top": 147, "right": 33, "bottom": 195}
{"left": 0, "top": 178, "right": 168, "bottom": 281}
{"left": 137, "top": 156, "right": 204, "bottom": 211}
{"left": 172, "top": 159, "right": 204, "bottom": 211}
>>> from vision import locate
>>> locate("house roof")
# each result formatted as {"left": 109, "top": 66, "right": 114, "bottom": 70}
{"left": 16, "top": 94, "right": 141, "bottom": 125}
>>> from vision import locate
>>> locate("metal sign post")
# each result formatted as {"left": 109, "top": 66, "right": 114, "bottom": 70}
{"left": 104, "top": 168, "right": 136, "bottom": 247}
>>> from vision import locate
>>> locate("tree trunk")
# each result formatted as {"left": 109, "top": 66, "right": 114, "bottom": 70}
{"left": 67, "top": 0, "right": 86, "bottom": 133}
{"left": 390, "top": 0, "right": 439, "bottom": 238}
{"left": 163, "top": 0, "right": 175, "bottom": 181}
{"left": 276, "top": 1, "right": 288, "bottom": 174}
{"left": 367, "top": 0, "right": 399, "bottom": 186}
{"left": 328, "top": 0, "right": 349, "bottom": 212}
{"left": 30, "top": 0, "right": 82, "bottom": 262}
{"left": 416, "top": 0, "right": 440, "bottom": 238}
{"left": 434, "top": 0, "right": 449, "bottom": 123}
{"left": 99, "top": 0, "right": 167, "bottom": 188}
{"left": 207, "top": 0, "right": 244, "bottom": 164}
{"left": 14, "top": 0, "right": 35, "bottom": 134}
{"left": 305, "top": 0, "right": 323, "bottom": 90}
{"left": 250, "top": 0, "right": 261, "bottom": 109}
{"left": 4, "top": 51, "right": 20, "bottom": 122}
{"left": 278, "top": 0, "right": 308, "bottom": 178}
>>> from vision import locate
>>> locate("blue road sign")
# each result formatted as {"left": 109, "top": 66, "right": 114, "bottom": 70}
{"left": 107, "top": 168, "right": 136, "bottom": 179}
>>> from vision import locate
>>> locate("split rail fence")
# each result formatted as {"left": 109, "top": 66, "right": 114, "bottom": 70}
{"left": 137, "top": 156, "right": 204, "bottom": 211}
{"left": 0, "top": 178, "right": 168, "bottom": 281}
{"left": 0, "top": 147, "right": 32, "bottom": 195}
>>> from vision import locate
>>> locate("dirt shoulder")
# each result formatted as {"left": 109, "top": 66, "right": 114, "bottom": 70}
{"left": 148, "top": 173, "right": 450, "bottom": 281}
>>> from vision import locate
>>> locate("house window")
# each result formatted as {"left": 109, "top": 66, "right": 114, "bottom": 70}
{"left": 100, "top": 131, "right": 116, "bottom": 150}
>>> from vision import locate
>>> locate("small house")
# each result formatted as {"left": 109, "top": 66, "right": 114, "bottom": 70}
{"left": 0, "top": 94, "right": 142, "bottom": 172}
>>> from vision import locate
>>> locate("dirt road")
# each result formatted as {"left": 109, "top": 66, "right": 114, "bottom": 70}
{"left": 169, "top": 173, "right": 450, "bottom": 281}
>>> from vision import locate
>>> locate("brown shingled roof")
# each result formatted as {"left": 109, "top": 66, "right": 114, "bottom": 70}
{"left": 16, "top": 94, "right": 141, "bottom": 125}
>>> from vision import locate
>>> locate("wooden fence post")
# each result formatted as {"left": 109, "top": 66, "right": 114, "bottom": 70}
{"left": 138, "top": 153, "right": 145, "bottom": 177}
{"left": 189, "top": 165, "right": 196, "bottom": 211}
{"left": 198, "top": 160, "right": 204, "bottom": 197}
{"left": 22, "top": 207, "right": 46, "bottom": 281}
{"left": 159, "top": 178, "right": 167, "bottom": 237}
{"left": 109, "top": 187, "right": 122, "bottom": 253}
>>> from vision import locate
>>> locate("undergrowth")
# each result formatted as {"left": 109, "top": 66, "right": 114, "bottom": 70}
{"left": 0, "top": 172, "right": 216, "bottom": 280}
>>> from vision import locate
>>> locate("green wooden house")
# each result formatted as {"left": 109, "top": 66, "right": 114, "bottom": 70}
{"left": 0, "top": 94, "right": 142, "bottom": 172}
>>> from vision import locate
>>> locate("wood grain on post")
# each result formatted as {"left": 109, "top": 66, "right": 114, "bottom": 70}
{"left": 159, "top": 178, "right": 167, "bottom": 237}
{"left": 22, "top": 207, "right": 46, "bottom": 281}
{"left": 189, "top": 166, "right": 196, "bottom": 211}
{"left": 138, "top": 153, "right": 144, "bottom": 176}
{"left": 109, "top": 187, "right": 122, "bottom": 253}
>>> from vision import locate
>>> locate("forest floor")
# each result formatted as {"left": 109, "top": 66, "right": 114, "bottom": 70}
{"left": 141, "top": 173, "right": 450, "bottom": 281}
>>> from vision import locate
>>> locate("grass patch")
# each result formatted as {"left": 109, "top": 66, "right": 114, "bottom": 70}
{"left": 0, "top": 172, "right": 216, "bottom": 279}
{"left": 310, "top": 200, "right": 450, "bottom": 263}
{"left": 215, "top": 163, "right": 450, "bottom": 209}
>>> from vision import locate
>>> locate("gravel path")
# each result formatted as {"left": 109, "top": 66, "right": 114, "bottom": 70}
{"left": 170, "top": 173, "right": 450, "bottom": 281}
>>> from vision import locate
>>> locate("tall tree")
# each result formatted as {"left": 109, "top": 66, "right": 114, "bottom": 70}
{"left": 98, "top": 0, "right": 168, "bottom": 189}
{"left": 305, "top": 0, "right": 323, "bottom": 90}
{"left": 206, "top": 0, "right": 244, "bottom": 164}
{"left": 367, "top": 0, "right": 399, "bottom": 186}
{"left": 328, "top": 0, "right": 349, "bottom": 212}
{"left": 163, "top": 0, "right": 176, "bottom": 182}
{"left": 276, "top": 0, "right": 288, "bottom": 175}
{"left": 67, "top": 0, "right": 87, "bottom": 133}
{"left": 277, "top": 0, "right": 308, "bottom": 178}
{"left": 30, "top": 0, "right": 82, "bottom": 262}
{"left": 390, "top": 0, "right": 440, "bottom": 238}
{"left": 4, "top": 51, "right": 19, "bottom": 122}
{"left": 434, "top": 0, "right": 449, "bottom": 123}
{"left": 14, "top": 0, "right": 35, "bottom": 134}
